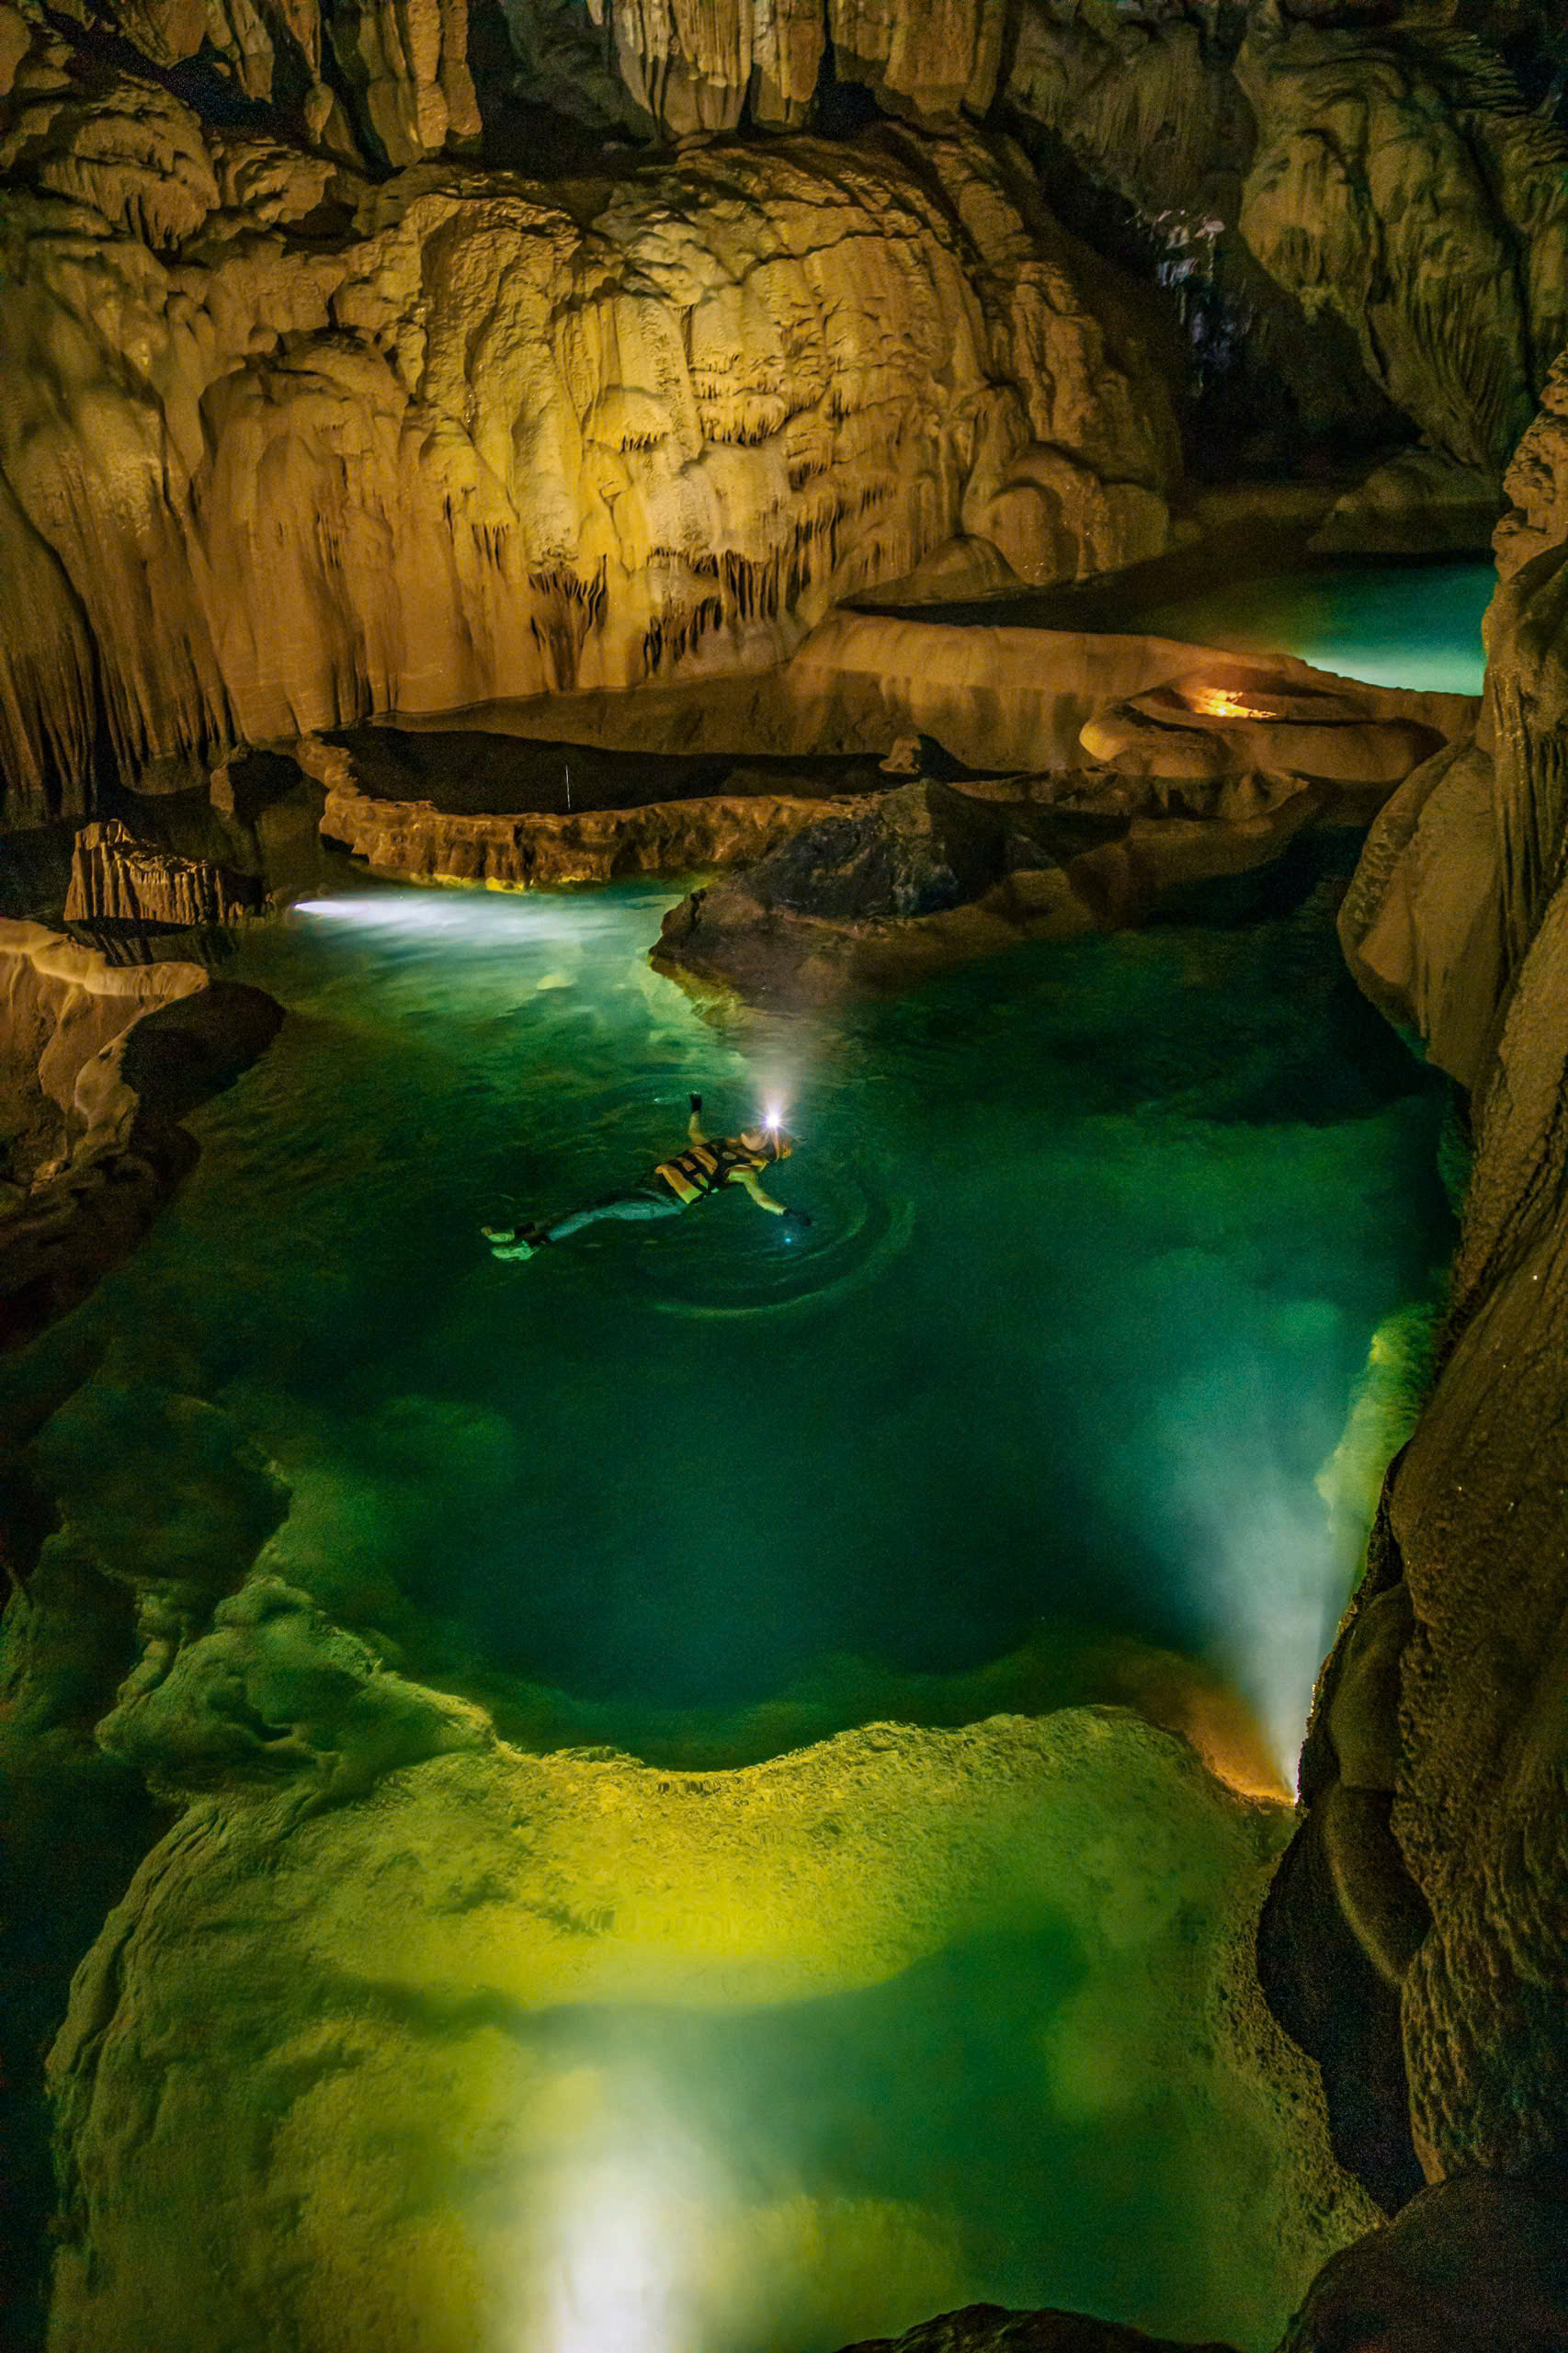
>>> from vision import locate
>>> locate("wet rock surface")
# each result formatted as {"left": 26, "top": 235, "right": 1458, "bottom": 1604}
{"left": 0, "top": 923, "right": 280, "bottom": 1351}
{"left": 63, "top": 818, "right": 263, "bottom": 928}
{"left": 0, "top": 82, "right": 1176, "bottom": 825}
{"left": 1257, "top": 338, "right": 1568, "bottom": 2335}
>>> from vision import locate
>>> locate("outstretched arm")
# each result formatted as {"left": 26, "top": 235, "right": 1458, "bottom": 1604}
{"left": 687, "top": 1092, "right": 709, "bottom": 1144}
{"left": 734, "top": 1169, "right": 810, "bottom": 1223}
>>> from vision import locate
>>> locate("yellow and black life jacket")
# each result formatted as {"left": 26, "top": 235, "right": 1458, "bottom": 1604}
{"left": 653, "top": 1137, "right": 766, "bottom": 1206}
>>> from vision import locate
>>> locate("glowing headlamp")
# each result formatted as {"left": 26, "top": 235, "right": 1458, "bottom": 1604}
{"left": 764, "top": 1098, "right": 783, "bottom": 1130}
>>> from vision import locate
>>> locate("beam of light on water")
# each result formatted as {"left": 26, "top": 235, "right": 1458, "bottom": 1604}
{"left": 1158, "top": 1306, "right": 1434, "bottom": 1781}
{"left": 540, "top": 2160, "right": 680, "bottom": 2353}
{"left": 291, "top": 892, "right": 607, "bottom": 946}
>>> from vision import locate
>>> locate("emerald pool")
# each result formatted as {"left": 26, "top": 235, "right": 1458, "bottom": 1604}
{"left": 22, "top": 835, "right": 1452, "bottom": 1770}
{"left": 10, "top": 825, "right": 1459, "bottom": 2350}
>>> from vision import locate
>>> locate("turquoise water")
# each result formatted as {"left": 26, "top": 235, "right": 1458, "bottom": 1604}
{"left": 1130, "top": 561, "right": 1494, "bottom": 695}
{"left": 14, "top": 835, "right": 1457, "bottom": 2347}
{"left": 26, "top": 840, "right": 1451, "bottom": 1769}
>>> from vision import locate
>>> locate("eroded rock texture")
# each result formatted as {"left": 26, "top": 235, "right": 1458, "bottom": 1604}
{"left": 63, "top": 818, "right": 262, "bottom": 926}
{"left": 1269, "top": 343, "right": 1568, "bottom": 2254}
{"left": 0, "top": 920, "right": 278, "bottom": 1348}
{"left": 1237, "top": 17, "right": 1568, "bottom": 478}
{"left": 0, "top": 20, "right": 1176, "bottom": 826}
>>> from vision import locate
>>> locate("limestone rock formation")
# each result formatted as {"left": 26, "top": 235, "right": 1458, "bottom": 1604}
{"left": 1275, "top": 2171, "right": 1568, "bottom": 2353}
{"left": 63, "top": 819, "right": 263, "bottom": 927}
{"left": 1079, "top": 670, "right": 1444, "bottom": 792}
{"left": 0, "top": 921, "right": 279, "bottom": 1349}
{"left": 1306, "top": 449, "right": 1505, "bottom": 559}
{"left": 1236, "top": 15, "right": 1568, "bottom": 477}
{"left": 1263, "top": 343, "right": 1568, "bottom": 2266}
{"left": 305, "top": 730, "right": 862, "bottom": 887}
{"left": 0, "top": 57, "right": 1177, "bottom": 826}
{"left": 653, "top": 777, "right": 1106, "bottom": 1000}
{"left": 780, "top": 617, "right": 1476, "bottom": 778}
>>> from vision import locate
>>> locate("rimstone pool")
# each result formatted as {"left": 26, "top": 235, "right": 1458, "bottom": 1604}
{"left": 8, "top": 807, "right": 1457, "bottom": 2346}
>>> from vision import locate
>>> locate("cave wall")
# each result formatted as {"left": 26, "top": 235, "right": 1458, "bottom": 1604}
{"left": 0, "top": 0, "right": 1179, "bottom": 823}
{"left": 1272, "top": 346, "right": 1568, "bottom": 2215}
{"left": 2, "top": 0, "right": 1566, "bottom": 827}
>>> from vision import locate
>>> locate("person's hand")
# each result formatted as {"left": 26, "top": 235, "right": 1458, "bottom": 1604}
{"left": 689, "top": 1093, "right": 703, "bottom": 1113}
{"left": 785, "top": 1209, "right": 812, "bottom": 1228}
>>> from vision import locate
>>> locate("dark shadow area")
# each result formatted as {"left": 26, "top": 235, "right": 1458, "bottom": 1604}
{"left": 335, "top": 725, "right": 894, "bottom": 814}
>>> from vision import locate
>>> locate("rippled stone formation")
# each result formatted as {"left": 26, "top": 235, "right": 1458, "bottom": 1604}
{"left": 36, "top": 1576, "right": 1364, "bottom": 2351}
{"left": 63, "top": 819, "right": 262, "bottom": 927}
{"left": 0, "top": 921, "right": 279, "bottom": 1348}
{"left": 0, "top": 28, "right": 1176, "bottom": 823}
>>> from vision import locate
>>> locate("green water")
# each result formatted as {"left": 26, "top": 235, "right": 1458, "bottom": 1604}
{"left": 27, "top": 839, "right": 1451, "bottom": 1770}
{"left": 16, "top": 835, "right": 1454, "bottom": 2347}
{"left": 1129, "top": 561, "right": 1494, "bottom": 695}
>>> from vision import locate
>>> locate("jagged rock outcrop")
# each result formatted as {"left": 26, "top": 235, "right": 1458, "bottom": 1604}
{"left": 0, "top": 921, "right": 279, "bottom": 1349}
{"left": 1236, "top": 14, "right": 1568, "bottom": 478}
{"left": 0, "top": 38, "right": 1177, "bottom": 827}
{"left": 653, "top": 777, "right": 1104, "bottom": 1000}
{"left": 63, "top": 818, "right": 263, "bottom": 926}
{"left": 1260, "top": 344, "right": 1568, "bottom": 2261}
{"left": 650, "top": 767, "right": 1358, "bottom": 1003}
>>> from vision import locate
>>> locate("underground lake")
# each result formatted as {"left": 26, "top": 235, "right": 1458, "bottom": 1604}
{"left": 5, "top": 824, "right": 1458, "bottom": 2350}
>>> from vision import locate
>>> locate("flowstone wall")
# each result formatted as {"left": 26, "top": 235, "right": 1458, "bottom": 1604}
{"left": 1267, "top": 342, "right": 1568, "bottom": 2279}
{"left": 2, "top": 0, "right": 1566, "bottom": 828}
{"left": 0, "top": 0, "right": 1177, "bottom": 824}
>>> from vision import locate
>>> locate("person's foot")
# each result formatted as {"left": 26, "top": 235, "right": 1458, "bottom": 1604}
{"left": 486, "top": 1221, "right": 549, "bottom": 1260}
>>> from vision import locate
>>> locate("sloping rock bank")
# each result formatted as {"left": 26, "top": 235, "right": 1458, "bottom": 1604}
{"left": 0, "top": 922, "right": 278, "bottom": 1350}
{"left": 462, "top": 616, "right": 1474, "bottom": 779}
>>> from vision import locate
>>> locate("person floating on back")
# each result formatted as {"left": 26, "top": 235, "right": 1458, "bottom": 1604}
{"left": 483, "top": 1095, "right": 810, "bottom": 1260}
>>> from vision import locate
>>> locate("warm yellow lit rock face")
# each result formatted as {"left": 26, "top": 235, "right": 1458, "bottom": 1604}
{"left": 43, "top": 1575, "right": 1370, "bottom": 2353}
{"left": 0, "top": 40, "right": 1176, "bottom": 824}
{"left": 1236, "top": 18, "right": 1568, "bottom": 478}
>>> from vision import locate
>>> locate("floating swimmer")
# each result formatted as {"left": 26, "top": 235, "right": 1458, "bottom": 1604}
{"left": 483, "top": 1095, "right": 811, "bottom": 1260}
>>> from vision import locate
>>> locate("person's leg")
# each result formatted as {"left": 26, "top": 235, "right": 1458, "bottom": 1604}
{"left": 540, "top": 1186, "right": 684, "bottom": 1244}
